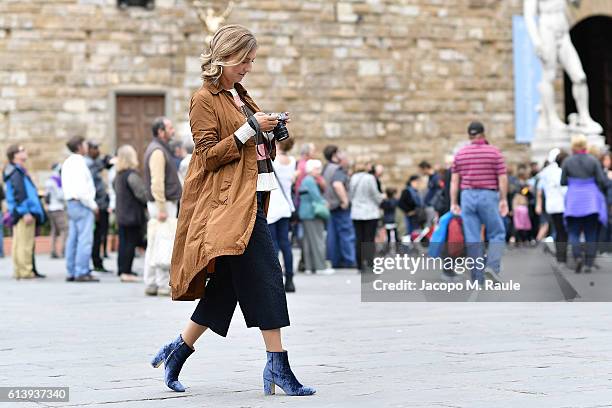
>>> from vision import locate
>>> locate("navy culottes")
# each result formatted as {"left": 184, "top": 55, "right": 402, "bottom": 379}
{"left": 190, "top": 192, "right": 290, "bottom": 337}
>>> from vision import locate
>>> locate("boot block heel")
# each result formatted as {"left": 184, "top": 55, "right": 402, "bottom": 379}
{"left": 151, "top": 353, "right": 164, "bottom": 368}
{"left": 264, "top": 378, "right": 276, "bottom": 395}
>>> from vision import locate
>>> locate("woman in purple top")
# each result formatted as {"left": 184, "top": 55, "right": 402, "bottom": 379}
{"left": 561, "top": 135, "right": 607, "bottom": 273}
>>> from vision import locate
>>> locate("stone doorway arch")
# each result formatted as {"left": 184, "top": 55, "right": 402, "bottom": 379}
{"left": 564, "top": 15, "right": 612, "bottom": 146}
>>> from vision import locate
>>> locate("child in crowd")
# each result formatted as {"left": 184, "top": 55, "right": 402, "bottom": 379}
{"left": 512, "top": 192, "right": 532, "bottom": 245}
{"left": 380, "top": 187, "right": 399, "bottom": 243}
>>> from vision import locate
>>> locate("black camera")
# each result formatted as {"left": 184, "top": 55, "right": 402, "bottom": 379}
{"left": 270, "top": 112, "right": 290, "bottom": 142}
{"left": 102, "top": 154, "right": 114, "bottom": 169}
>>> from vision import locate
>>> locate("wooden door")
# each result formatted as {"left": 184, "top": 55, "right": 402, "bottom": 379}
{"left": 116, "top": 95, "right": 165, "bottom": 170}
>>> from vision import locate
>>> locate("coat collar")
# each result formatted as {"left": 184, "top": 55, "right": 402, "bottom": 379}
{"left": 470, "top": 137, "right": 488, "bottom": 145}
{"left": 204, "top": 80, "right": 249, "bottom": 97}
{"left": 3, "top": 162, "right": 29, "bottom": 182}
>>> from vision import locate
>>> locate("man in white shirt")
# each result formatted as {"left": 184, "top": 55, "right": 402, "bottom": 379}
{"left": 62, "top": 136, "right": 99, "bottom": 282}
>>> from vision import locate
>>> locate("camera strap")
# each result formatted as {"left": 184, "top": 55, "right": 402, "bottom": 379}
{"left": 272, "top": 165, "right": 295, "bottom": 212}
{"left": 236, "top": 100, "right": 271, "bottom": 159}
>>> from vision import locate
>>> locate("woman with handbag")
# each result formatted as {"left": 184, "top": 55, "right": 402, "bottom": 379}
{"left": 298, "top": 159, "right": 334, "bottom": 274}
{"left": 151, "top": 25, "right": 315, "bottom": 397}
{"left": 113, "top": 145, "right": 146, "bottom": 282}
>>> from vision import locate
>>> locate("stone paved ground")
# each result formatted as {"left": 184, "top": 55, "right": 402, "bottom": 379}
{"left": 1, "top": 247, "right": 612, "bottom": 408}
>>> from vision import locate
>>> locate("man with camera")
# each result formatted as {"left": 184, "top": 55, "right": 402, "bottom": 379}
{"left": 86, "top": 140, "right": 114, "bottom": 273}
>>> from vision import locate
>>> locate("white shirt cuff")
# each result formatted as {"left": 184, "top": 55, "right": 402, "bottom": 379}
{"left": 235, "top": 122, "right": 256, "bottom": 144}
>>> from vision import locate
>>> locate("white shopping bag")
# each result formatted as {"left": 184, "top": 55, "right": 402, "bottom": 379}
{"left": 150, "top": 218, "right": 177, "bottom": 269}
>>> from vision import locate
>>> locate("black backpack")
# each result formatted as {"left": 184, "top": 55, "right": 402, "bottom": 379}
{"left": 398, "top": 187, "right": 416, "bottom": 213}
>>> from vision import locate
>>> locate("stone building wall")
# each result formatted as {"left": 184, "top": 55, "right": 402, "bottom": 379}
{"left": 0, "top": 0, "right": 532, "bottom": 188}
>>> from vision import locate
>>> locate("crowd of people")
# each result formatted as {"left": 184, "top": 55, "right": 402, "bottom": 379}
{"left": 507, "top": 136, "right": 612, "bottom": 273}
{"left": 0, "top": 117, "right": 191, "bottom": 294}
{"left": 1, "top": 119, "right": 611, "bottom": 290}
{"left": 267, "top": 122, "right": 612, "bottom": 287}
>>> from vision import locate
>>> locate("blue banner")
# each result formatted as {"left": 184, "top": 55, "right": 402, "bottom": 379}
{"left": 512, "top": 15, "right": 542, "bottom": 143}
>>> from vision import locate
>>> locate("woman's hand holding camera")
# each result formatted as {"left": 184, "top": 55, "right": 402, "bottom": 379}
{"left": 253, "top": 112, "right": 279, "bottom": 132}
{"left": 240, "top": 112, "right": 291, "bottom": 144}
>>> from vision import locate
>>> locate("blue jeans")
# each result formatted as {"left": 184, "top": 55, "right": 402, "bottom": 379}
{"left": 268, "top": 217, "right": 293, "bottom": 278}
{"left": 66, "top": 201, "right": 94, "bottom": 278}
{"left": 405, "top": 215, "right": 421, "bottom": 235}
{"left": 326, "top": 208, "right": 356, "bottom": 268}
{"left": 566, "top": 214, "right": 599, "bottom": 267}
{"left": 404, "top": 215, "right": 412, "bottom": 235}
{"left": 460, "top": 190, "right": 506, "bottom": 283}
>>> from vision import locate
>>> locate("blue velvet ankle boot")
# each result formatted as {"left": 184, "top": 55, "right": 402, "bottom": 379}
{"left": 263, "top": 350, "right": 316, "bottom": 396}
{"left": 151, "top": 335, "right": 194, "bottom": 392}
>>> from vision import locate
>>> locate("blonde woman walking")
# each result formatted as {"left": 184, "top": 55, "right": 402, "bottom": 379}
{"left": 150, "top": 25, "right": 315, "bottom": 397}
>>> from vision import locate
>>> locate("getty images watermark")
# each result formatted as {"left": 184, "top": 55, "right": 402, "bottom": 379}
{"left": 370, "top": 253, "right": 519, "bottom": 292}
{"left": 360, "top": 243, "right": 612, "bottom": 302}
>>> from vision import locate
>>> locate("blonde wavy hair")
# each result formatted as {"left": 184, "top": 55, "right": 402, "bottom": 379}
{"left": 200, "top": 24, "right": 258, "bottom": 85}
{"left": 570, "top": 134, "right": 587, "bottom": 152}
{"left": 115, "top": 145, "right": 139, "bottom": 172}
{"left": 352, "top": 159, "right": 372, "bottom": 173}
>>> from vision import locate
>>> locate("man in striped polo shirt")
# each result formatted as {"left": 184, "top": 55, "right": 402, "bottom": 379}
{"left": 450, "top": 121, "right": 508, "bottom": 284}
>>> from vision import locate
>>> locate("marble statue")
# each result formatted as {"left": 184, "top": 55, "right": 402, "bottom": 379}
{"left": 524, "top": 0, "right": 603, "bottom": 134}
{"left": 191, "top": 0, "right": 235, "bottom": 43}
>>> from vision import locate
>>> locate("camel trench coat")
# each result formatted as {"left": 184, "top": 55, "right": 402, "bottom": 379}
{"left": 170, "top": 81, "right": 275, "bottom": 301}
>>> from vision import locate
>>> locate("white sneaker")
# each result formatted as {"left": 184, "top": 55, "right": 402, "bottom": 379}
{"left": 316, "top": 268, "right": 336, "bottom": 275}
{"left": 157, "top": 287, "right": 171, "bottom": 296}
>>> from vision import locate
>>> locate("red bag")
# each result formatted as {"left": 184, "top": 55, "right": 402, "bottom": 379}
{"left": 447, "top": 216, "right": 465, "bottom": 258}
